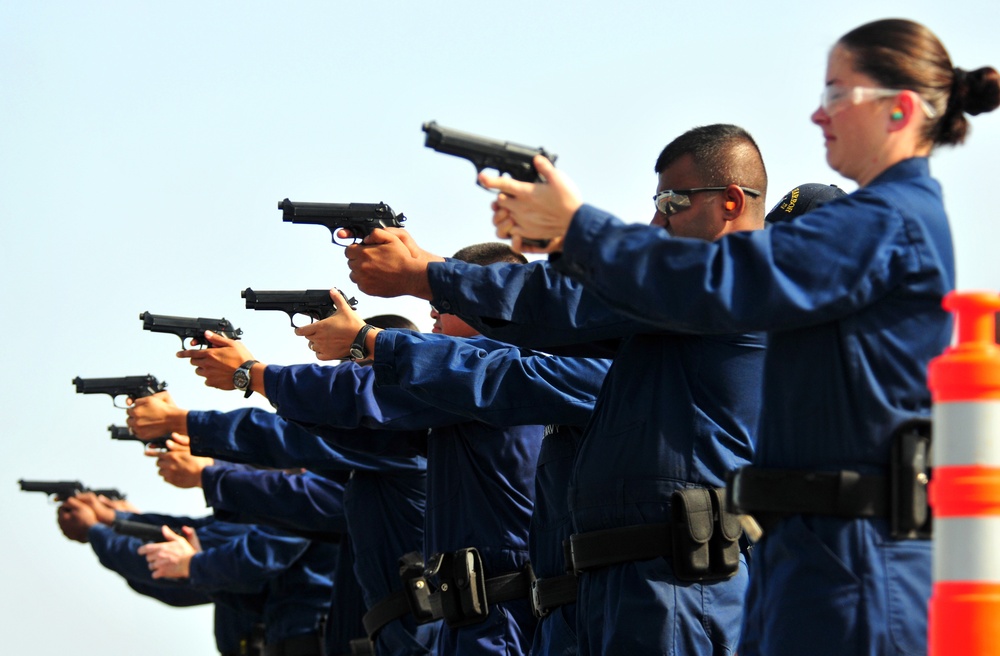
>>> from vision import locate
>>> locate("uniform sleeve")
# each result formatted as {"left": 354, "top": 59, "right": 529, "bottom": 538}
{"left": 188, "top": 407, "right": 356, "bottom": 469}
{"left": 187, "top": 526, "right": 313, "bottom": 593}
{"left": 201, "top": 467, "right": 348, "bottom": 538}
{"left": 553, "top": 197, "right": 917, "bottom": 333}
{"left": 125, "top": 580, "right": 211, "bottom": 607}
{"left": 263, "top": 361, "right": 471, "bottom": 430}
{"left": 427, "top": 258, "right": 643, "bottom": 347}
{"left": 372, "top": 331, "right": 609, "bottom": 427}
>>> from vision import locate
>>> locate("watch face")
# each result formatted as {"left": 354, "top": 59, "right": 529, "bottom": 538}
{"left": 349, "top": 347, "right": 364, "bottom": 361}
{"left": 233, "top": 370, "right": 250, "bottom": 389}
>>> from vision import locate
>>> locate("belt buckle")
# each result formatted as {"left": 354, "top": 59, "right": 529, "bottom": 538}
{"left": 529, "top": 578, "right": 549, "bottom": 619}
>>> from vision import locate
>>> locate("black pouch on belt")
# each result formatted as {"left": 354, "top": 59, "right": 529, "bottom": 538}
{"left": 709, "top": 487, "right": 742, "bottom": 577}
{"left": 671, "top": 487, "right": 714, "bottom": 581}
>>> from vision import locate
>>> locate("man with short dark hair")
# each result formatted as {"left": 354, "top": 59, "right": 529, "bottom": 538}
{"left": 345, "top": 124, "right": 769, "bottom": 654}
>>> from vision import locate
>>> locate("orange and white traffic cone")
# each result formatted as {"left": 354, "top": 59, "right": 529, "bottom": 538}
{"left": 927, "top": 290, "right": 1000, "bottom": 655}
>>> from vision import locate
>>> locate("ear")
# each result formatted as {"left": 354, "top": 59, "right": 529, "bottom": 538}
{"left": 721, "top": 185, "right": 745, "bottom": 221}
{"left": 887, "top": 92, "right": 917, "bottom": 133}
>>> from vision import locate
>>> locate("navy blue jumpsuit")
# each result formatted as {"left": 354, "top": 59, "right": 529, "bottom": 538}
{"left": 548, "top": 158, "right": 951, "bottom": 655}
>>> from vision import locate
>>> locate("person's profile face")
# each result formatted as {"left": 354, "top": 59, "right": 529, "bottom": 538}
{"left": 811, "top": 44, "right": 888, "bottom": 183}
{"left": 429, "top": 306, "right": 479, "bottom": 338}
{"left": 652, "top": 154, "right": 727, "bottom": 242}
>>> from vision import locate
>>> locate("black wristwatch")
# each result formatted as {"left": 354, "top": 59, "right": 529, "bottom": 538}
{"left": 233, "top": 360, "right": 259, "bottom": 398}
{"left": 349, "top": 325, "right": 376, "bottom": 361}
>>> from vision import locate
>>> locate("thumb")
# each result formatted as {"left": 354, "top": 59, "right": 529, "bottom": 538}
{"left": 393, "top": 228, "right": 422, "bottom": 257}
{"left": 362, "top": 227, "right": 396, "bottom": 245}
{"left": 329, "top": 289, "right": 355, "bottom": 315}
{"left": 161, "top": 525, "right": 182, "bottom": 542}
{"left": 200, "top": 330, "right": 233, "bottom": 347}
{"left": 183, "top": 526, "right": 202, "bottom": 552}
{"left": 534, "top": 154, "right": 559, "bottom": 185}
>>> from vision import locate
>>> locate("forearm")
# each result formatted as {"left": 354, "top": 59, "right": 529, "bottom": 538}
{"left": 427, "top": 258, "right": 643, "bottom": 345}
{"left": 202, "top": 468, "right": 348, "bottom": 535}
{"left": 264, "top": 362, "right": 464, "bottom": 431}
{"left": 372, "top": 331, "right": 608, "bottom": 426}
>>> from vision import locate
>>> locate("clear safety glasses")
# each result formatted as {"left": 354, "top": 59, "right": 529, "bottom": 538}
{"left": 653, "top": 186, "right": 762, "bottom": 216}
{"left": 820, "top": 85, "right": 937, "bottom": 118}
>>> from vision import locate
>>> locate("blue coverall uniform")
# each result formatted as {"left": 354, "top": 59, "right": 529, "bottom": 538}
{"left": 89, "top": 517, "right": 266, "bottom": 655}
{"left": 424, "top": 256, "right": 765, "bottom": 655}
{"left": 371, "top": 330, "right": 610, "bottom": 655}
{"left": 548, "top": 157, "right": 950, "bottom": 655}
{"left": 188, "top": 409, "right": 437, "bottom": 656}
{"left": 172, "top": 520, "right": 335, "bottom": 649}
{"left": 263, "top": 360, "right": 544, "bottom": 656}
{"left": 195, "top": 463, "right": 367, "bottom": 654}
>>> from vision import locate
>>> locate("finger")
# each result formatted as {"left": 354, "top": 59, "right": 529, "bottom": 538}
{"left": 170, "top": 432, "right": 191, "bottom": 446}
{"left": 161, "top": 525, "right": 180, "bottom": 541}
{"left": 479, "top": 171, "right": 525, "bottom": 196}
{"left": 544, "top": 235, "right": 565, "bottom": 254}
{"left": 294, "top": 323, "right": 317, "bottom": 337}
{"left": 510, "top": 234, "right": 524, "bottom": 254}
{"left": 495, "top": 217, "right": 515, "bottom": 240}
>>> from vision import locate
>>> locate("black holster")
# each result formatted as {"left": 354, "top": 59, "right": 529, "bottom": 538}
{"left": 398, "top": 551, "right": 436, "bottom": 624}
{"left": 890, "top": 419, "right": 932, "bottom": 539}
{"left": 423, "top": 548, "right": 489, "bottom": 628}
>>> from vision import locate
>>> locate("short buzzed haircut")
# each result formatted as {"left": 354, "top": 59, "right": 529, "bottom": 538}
{"left": 654, "top": 124, "right": 768, "bottom": 199}
{"left": 364, "top": 314, "right": 419, "bottom": 331}
{"left": 452, "top": 242, "right": 528, "bottom": 266}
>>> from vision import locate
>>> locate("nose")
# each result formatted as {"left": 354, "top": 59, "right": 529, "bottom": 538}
{"left": 429, "top": 307, "right": 439, "bottom": 320}
{"left": 811, "top": 105, "right": 829, "bottom": 126}
{"left": 650, "top": 210, "right": 667, "bottom": 228}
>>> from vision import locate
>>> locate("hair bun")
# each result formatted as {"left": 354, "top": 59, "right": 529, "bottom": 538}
{"left": 959, "top": 66, "right": 1000, "bottom": 116}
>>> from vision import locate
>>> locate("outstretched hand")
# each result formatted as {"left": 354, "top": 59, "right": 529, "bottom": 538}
{"left": 479, "top": 155, "right": 580, "bottom": 253}
{"left": 57, "top": 496, "right": 100, "bottom": 543}
{"left": 294, "top": 290, "right": 369, "bottom": 361}
{"left": 177, "top": 331, "right": 256, "bottom": 390}
{"left": 127, "top": 390, "right": 187, "bottom": 439}
{"left": 345, "top": 228, "right": 443, "bottom": 300}
{"left": 138, "top": 526, "right": 200, "bottom": 579}
{"left": 144, "top": 435, "right": 212, "bottom": 489}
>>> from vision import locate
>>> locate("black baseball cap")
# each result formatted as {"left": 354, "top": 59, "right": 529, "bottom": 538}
{"left": 765, "top": 183, "right": 847, "bottom": 224}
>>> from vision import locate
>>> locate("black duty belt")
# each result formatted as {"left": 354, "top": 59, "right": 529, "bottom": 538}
{"left": 262, "top": 632, "right": 323, "bottom": 656}
{"left": 362, "top": 550, "right": 536, "bottom": 633}
{"left": 362, "top": 589, "right": 411, "bottom": 638}
{"left": 567, "top": 523, "right": 674, "bottom": 574}
{"left": 565, "top": 487, "right": 744, "bottom": 582}
{"left": 728, "top": 467, "right": 888, "bottom": 519}
{"left": 530, "top": 573, "right": 578, "bottom": 618}
{"left": 425, "top": 566, "right": 534, "bottom": 624}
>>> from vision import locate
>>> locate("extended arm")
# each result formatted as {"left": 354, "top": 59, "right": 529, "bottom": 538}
{"left": 201, "top": 466, "right": 348, "bottom": 539}
{"left": 550, "top": 193, "right": 931, "bottom": 333}
{"left": 373, "top": 331, "right": 610, "bottom": 427}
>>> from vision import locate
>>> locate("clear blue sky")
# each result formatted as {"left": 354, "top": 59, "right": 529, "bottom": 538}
{"left": 3, "top": 2, "right": 997, "bottom": 653}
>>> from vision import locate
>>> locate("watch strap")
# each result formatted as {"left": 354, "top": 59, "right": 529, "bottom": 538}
{"left": 235, "top": 359, "right": 259, "bottom": 398}
{"left": 349, "top": 325, "right": 376, "bottom": 361}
